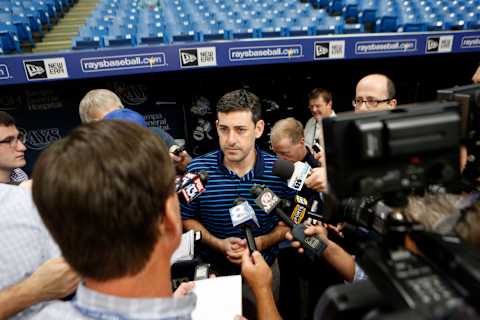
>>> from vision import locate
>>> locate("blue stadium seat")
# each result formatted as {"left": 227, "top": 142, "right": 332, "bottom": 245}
{"left": 343, "top": 22, "right": 363, "bottom": 33}
{"left": 71, "top": 0, "right": 480, "bottom": 50}
{"left": 137, "top": 29, "right": 168, "bottom": 45}
{"left": 343, "top": 1, "right": 359, "bottom": 23}
{"left": 358, "top": 0, "right": 377, "bottom": 30}
{"left": 12, "top": 4, "right": 44, "bottom": 38}
{"left": 22, "top": 0, "right": 52, "bottom": 30}
{"left": 465, "top": 12, "right": 480, "bottom": 29}
{"left": 72, "top": 25, "right": 107, "bottom": 49}
{"left": 309, "top": 0, "right": 329, "bottom": 9}
{"left": 0, "top": 21, "right": 21, "bottom": 52}
{"left": 328, "top": 0, "right": 344, "bottom": 15}
{"left": 375, "top": 5, "right": 398, "bottom": 32}
{"left": 3, "top": 12, "right": 35, "bottom": 47}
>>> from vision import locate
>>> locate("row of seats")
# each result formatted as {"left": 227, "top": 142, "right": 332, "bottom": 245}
{"left": 0, "top": 0, "right": 74, "bottom": 53}
{"left": 67, "top": 0, "right": 480, "bottom": 49}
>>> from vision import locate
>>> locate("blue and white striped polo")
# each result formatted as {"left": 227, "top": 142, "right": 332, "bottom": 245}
{"left": 181, "top": 148, "right": 294, "bottom": 274}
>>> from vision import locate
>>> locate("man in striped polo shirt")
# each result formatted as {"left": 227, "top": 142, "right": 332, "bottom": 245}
{"left": 181, "top": 89, "right": 294, "bottom": 286}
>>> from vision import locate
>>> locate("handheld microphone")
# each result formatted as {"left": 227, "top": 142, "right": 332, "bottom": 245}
{"left": 229, "top": 198, "right": 259, "bottom": 254}
{"left": 169, "top": 144, "right": 185, "bottom": 156}
{"left": 176, "top": 171, "right": 208, "bottom": 203}
{"left": 290, "top": 195, "right": 308, "bottom": 224}
{"left": 312, "top": 141, "right": 322, "bottom": 154}
{"left": 251, "top": 184, "right": 326, "bottom": 259}
{"left": 272, "top": 159, "right": 311, "bottom": 191}
{"left": 306, "top": 199, "right": 322, "bottom": 222}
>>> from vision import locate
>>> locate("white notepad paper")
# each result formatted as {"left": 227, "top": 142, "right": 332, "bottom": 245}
{"left": 192, "top": 275, "right": 242, "bottom": 320}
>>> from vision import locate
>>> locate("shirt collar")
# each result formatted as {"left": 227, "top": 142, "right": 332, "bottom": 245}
{"left": 217, "top": 146, "right": 265, "bottom": 178}
{"left": 73, "top": 283, "right": 196, "bottom": 318}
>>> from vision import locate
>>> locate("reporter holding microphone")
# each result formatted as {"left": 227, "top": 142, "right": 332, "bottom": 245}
{"left": 241, "top": 250, "right": 282, "bottom": 320}
{"left": 78, "top": 88, "right": 192, "bottom": 173}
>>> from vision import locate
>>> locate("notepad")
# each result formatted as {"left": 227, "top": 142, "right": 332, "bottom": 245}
{"left": 192, "top": 275, "right": 242, "bottom": 320}
{"left": 171, "top": 230, "right": 195, "bottom": 264}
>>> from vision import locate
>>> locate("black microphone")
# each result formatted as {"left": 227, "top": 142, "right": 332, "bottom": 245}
{"left": 273, "top": 159, "right": 325, "bottom": 221}
{"left": 229, "top": 198, "right": 259, "bottom": 254}
{"left": 281, "top": 195, "right": 309, "bottom": 224}
{"left": 176, "top": 171, "right": 208, "bottom": 203}
{"left": 251, "top": 184, "right": 326, "bottom": 259}
{"left": 272, "top": 159, "right": 312, "bottom": 191}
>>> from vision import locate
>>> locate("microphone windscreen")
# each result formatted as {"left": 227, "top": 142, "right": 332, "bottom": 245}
{"left": 198, "top": 171, "right": 209, "bottom": 184}
{"left": 234, "top": 197, "right": 247, "bottom": 205}
{"left": 272, "top": 159, "right": 295, "bottom": 180}
{"left": 169, "top": 144, "right": 185, "bottom": 155}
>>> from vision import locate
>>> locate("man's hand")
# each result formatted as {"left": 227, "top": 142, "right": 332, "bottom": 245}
{"left": 25, "top": 258, "right": 80, "bottom": 302}
{"left": 240, "top": 250, "right": 272, "bottom": 295}
{"left": 171, "top": 150, "right": 192, "bottom": 174}
{"left": 325, "top": 223, "right": 345, "bottom": 238}
{"left": 304, "top": 167, "right": 327, "bottom": 192}
{"left": 472, "top": 65, "right": 480, "bottom": 84}
{"left": 217, "top": 237, "right": 247, "bottom": 265}
{"left": 173, "top": 281, "right": 195, "bottom": 298}
{"left": 285, "top": 224, "right": 328, "bottom": 255}
{"left": 19, "top": 179, "right": 32, "bottom": 190}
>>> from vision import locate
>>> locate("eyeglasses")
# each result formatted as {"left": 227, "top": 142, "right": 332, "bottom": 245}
{"left": 352, "top": 97, "right": 392, "bottom": 109}
{"left": 0, "top": 133, "right": 26, "bottom": 148}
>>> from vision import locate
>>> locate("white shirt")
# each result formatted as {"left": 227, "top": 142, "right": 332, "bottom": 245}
{"left": 304, "top": 111, "right": 336, "bottom": 147}
{"left": 0, "top": 184, "right": 60, "bottom": 319}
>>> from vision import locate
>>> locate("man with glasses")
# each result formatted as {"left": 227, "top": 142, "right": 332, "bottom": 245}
{"left": 353, "top": 74, "right": 397, "bottom": 112}
{"left": 0, "top": 111, "right": 28, "bottom": 185}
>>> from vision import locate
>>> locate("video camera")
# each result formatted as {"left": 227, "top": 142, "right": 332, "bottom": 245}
{"left": 317, "top": 99, "right": 480, "bottom": 319}
{"left": 437, "top": 83, "right": 480, "bottom": 191}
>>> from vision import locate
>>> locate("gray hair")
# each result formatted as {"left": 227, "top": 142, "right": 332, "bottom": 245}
{"left": 79, "top": 89, "right": 123, "bottom": 123}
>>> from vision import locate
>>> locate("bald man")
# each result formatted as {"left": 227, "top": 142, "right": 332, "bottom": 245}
{"left": 353, "top": 74, "right": 397, "bottom": 112}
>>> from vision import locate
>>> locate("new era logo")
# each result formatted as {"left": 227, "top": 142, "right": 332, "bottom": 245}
{"left": 180, "top": 49, "right": 198, "bottom": 67}
{"left": 179, "top": 47, "right": 217, "bottom": 68}
{"left": 315, "top": 43, "right": 330, "bottom": 58}
{"left": 426, "top": 37, "right": 440, "bottom": 52}
{"left": 314, "top": 41, "right": 345, "bottom": 59}
{"left": 24, "top": 61, "right": 47, "bottom": 79}
{"left": 23, "top": 58, "right": 68, "bottom": 81}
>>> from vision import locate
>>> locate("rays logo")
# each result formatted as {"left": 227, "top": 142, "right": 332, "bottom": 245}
{"left": 111, "top": 82, "right": 148, "bottom": 106}
{"left": 20, "top": 128, "right": 62, "bottom": 150}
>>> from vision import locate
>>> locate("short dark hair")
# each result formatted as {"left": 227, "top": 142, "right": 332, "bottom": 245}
{"left": 32, "top": 120, "right": 176, "bottom": 281}
{"left": 308, "top": 88, "right": 332, "bottom": 104}
{"left": 0, "top": 111, "right": 15, "bottom": 127}
{"left": 216, "top": 89, "right": 262, "bottom": 123}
